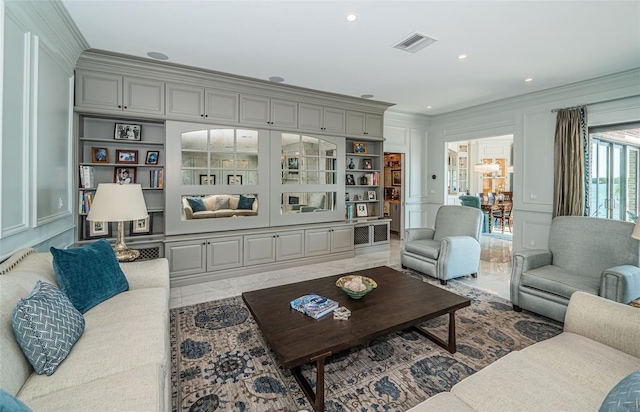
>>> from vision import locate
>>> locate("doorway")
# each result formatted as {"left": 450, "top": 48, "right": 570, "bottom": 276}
{"left": 383, "top": 152, "right": 404, "bottom": 239}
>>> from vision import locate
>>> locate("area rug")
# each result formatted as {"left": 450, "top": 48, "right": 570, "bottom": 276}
{"left": 170, "top": 269, "right": 562, "bottom": 412}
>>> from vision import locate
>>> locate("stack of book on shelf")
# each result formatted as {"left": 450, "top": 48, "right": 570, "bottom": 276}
{"left": 346, "top": 204, "right": 354, "bottom": 220}
{"left": 79, "top": 165, "right": 95, "bottom": 188}
{"left": 290, "top": 294, "right": 339, "bottom": 319}
{"left": 79, "top": 192, "right": 93, "bottom": 214}
{"left": 149, "top": 169, "right": 163, "bottom": 188}
{"left": 364, "top": 172, "right": 380, "bottom": 186}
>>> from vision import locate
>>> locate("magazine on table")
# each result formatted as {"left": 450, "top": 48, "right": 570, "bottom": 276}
{"left": 290, "top": 294, "right": 339, "bottom": 319}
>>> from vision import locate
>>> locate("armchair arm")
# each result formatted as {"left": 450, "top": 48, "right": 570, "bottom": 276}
{"left": 600, "top": 265, "right": 640, "bottom": 303}
{"left": 120, "top": 258, "right": 170, "bottom": 293}
{"left": 404, "top": 228, "right": 435, "bottom": 242}
{"left": 511, "top": 249, "right": 552, "bottom": 306}
{"left": 438, "top": 236, "right": 481, "bottom": 278}
{"left": 182, "top": 198, "right": 194, "bottom": 220}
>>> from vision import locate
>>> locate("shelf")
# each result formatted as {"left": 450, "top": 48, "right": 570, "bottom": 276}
{"left": 346, "top": 169, "right": 379, "bottom": 173}
{"left": 346, "top": 152, "right": 381, "bottom": 157}
{"left": 79, "top": 162, "right": 164, "bottom": 167}
{"left": 79, "top": 187, "right": 163, "bottom": 191}
{"left": 80, "top": 137, "right": 164, "bottom": 146}
{"left": 346, "top": 185, "right": 379, "bottom": 188}
{"left": 346, "top": 200, "right": 378, "bottom": 203}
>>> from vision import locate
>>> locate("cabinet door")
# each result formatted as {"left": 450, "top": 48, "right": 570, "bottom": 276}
{"left": 298, "top": 103, "right": 323, "bottom": 131}
{"left": 323, "top": 108, "right": 346, "bottom": 133}
{"left": 166, "top": 240, "right": 206, "bottom": 277}
{"left": 365, "top": 113, "right": 383, "bottom": 138}
{"left": 331, "top": 226, "right": 354, "bottom": 253}
{"left": 271, "top": 98, "right": 298, "bottom": 128}
{"left": 305, "top": 228, "right": 331, "bottom": 257}
{"left": 123, "top": 77, "right": 165, "bottom": 115}
{"left": 205, "top": 89, "right": 239, "bottom": 122}
{"left": 276, "top": 230, "right": 305, "bottom": 261}
{"left": 353, "top": 223, "right": 372, "bottom": 248}
{"left": 346, "top": 111, "right": 366, "bottom": 136}
{"left": 240, "top": 94, "right": 270, "bottom": 125}
{"left": 166, "top": 83, "right": 205, "bottom": 119}
{"left": 244, "top": 233, "right": 276, "bottom": 266}
{"left": 206, "top": 236, "right": 243, "bottom": 271}
{"left": 75, "top": 71, "right": 122, "bottom": 110}
{"left": 371, "top": 222, "right": 390, "bottom": 245}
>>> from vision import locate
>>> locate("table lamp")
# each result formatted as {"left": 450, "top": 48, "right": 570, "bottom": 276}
{"left": 87, "top": 183, "right": 148, "bottom": 262}
{"left": 632, "top": 221, "right": 640, "bottom": 240}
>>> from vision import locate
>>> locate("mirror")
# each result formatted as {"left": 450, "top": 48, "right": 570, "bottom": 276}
{"left": 181, "top": 194, "right": 258, "bottom": 220}
{"left": 281, "top": 192, "right": 336, "bottom": 214}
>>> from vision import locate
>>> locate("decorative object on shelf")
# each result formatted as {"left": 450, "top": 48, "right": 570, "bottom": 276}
{"left": 352, "top": 142, "right": 367, "bottom": 154}
{"left": 362, "top": 158, "right": 373, "bottom": 170}
{"left": 227, "top": 175, "right": 242, "bottom": 185}
{"left": 345, "top": 192, "right": 350, "bottom": 201}
{"left": 129, "top": 215, "right": 152, "bottom": 236}
{"left": 367, "top": 190, "right": 376, "bottom": 201}
{"left": 145, "top": 150, "right": 159, "bottom": 165}
{"left": 346, "top": 174, "right": 355, "bottom": 185}
{"left": 359, "top": 175, "right": 369, "bottom": 185}
{"left": 85, "top": 219, "right": 111, "bottom": 239}
{"left": 356, "top": 203, "right": 368, "bottom": 217}
{"left": 355, "top": 194, "right": 363, "bottom": 201}
{"left": 199, "top": 175, "right": 215, "bottom": 185}
{"left": 87, "top": 183, "right": 149, "bottom": 262}
{"left": 348, "top": 158, "right": 355, "bottom": 169}
{"left": 115, "top": 149, "right": 138, "bottom": 164}
{"left": 114, "top": 167, "right": 136, "bottom": 184}
{"left": 91, "top": 147, "right": 109, "bottom": 163}
{"left": 392, "top": 170, "right": 402, "bottom": 186}
{"left": 335, "top": 275, "right": 377, "bottom": 299}
{"left": 114, "top": 123, "right": 141, "bottom": 141}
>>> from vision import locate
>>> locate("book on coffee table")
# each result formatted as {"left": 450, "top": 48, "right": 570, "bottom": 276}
{"left": 290, "top": 294, "right": 339, "bottom": 319}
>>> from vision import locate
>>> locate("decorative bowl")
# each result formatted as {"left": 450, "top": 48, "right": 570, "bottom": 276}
{"left": 335, "top": 275, "right": 377, "bottom": 299}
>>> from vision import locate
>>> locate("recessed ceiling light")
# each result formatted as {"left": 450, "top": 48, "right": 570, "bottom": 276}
{"left": 147, "top": 52, "right": 168, "bottom": 60}
{"left": 426, "top": 106, "right": 432, "bottom": 109}
{"left": 457, "top": 54, "right": 467, "bottom": 60}
{"left": 346, "top": 13, "right": 358, "bottom": 22}
{"left": 525, "top": 78, "right": 533, "bottom": 82}
{"left": 361, "top": 94, "right": 374, "bottom": 99}
{"left": 269, "top": 76, "right": 285, "bottom": 83}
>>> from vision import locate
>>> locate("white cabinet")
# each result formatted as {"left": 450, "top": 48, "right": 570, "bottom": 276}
{"left": 244, "top": 230, "right": 305, "bottom": 266}
{"left": 305, "top": 226, "right": 354, "bottom": 257}
{"left": 165, "top": 83, "right": 239, "bottom": 122}
{"left": 353, "top": 221, "right": 390, "bottom": 249}
{"left": 346, "top": 111, "right": 383, "bottom": 138}
{"left": 167, "top": 236, "right": 243, "bottom": 277}
{"left": 389, "top": 202, "right": 401, "bottom": 234}
{"left": 240, "top": 94, "right": 297, "bottom": 128}
{"left": 298, "top": 104, "right": 345, "bottom": 133}
{"left": 75, "top": 71, "right": 164, "bottom": 115}
{"left": 206, "top": 236, "right": 243, "bottom": 271}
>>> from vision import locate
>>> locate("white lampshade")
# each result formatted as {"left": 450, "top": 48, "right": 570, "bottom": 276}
{"left": 632, "top": 221, "right": 640, "bottom": 240}
{"left": 473, "top": 163, "right": 500, "bottom": 173}
{"left": 87, "top": 183, "right": 148, "bottom": 222}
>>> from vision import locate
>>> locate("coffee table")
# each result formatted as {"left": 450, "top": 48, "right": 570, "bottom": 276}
{"left": 241, "top": 266, "right": 471, "bottom": 412}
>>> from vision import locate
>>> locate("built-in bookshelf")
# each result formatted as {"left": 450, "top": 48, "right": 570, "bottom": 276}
{"left": 345, "top": 139, "right": 383, "bottom": 220}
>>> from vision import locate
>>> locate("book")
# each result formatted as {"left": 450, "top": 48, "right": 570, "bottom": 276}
{"left": 79, "top": 165, "right": 95, "bottom": 188}
{"left": 290, "top": 294, "right": 339, "bottom": 319}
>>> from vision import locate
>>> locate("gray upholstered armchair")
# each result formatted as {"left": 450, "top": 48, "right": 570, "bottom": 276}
{"left": 401, "top": 205, "right": 483, "bottom": 285}
{"left": 511, "top": 216, "right": 640, "bottom": 322}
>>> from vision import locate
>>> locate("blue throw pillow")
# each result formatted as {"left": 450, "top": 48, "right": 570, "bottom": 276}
{"left": 0, "top": 389, "right": 31, "bottom": 412}
{"left": 237, "top": 195, "right": 255, "bottom": 210}
{"left": 599, "top": 369, "right": 640, "bottom": 412}
{"left": 12, "top": 281, "right": 85, "bottom": 376}
{"left": 50, "top": 239, "right": 129, "bottom": 313}
{"left": 186, "top": 197, "right": 207, "bottom": 212}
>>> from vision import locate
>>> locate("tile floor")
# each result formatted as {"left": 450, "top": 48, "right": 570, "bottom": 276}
{"left": 169, "top": 235, "right": 513, "bottom": 309}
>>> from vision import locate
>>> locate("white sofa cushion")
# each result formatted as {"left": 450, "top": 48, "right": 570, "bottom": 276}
{"left": 407, "top": 392, "right": 474, "bottom": 411}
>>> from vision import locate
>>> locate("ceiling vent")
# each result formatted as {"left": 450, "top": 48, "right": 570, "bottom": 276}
{"left": 393, "top": 32, "right": 438, "bottom": 53}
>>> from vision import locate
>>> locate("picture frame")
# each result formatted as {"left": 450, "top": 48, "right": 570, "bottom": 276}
{"left": 287, "top": 157, "right": 299, "bottom": 170}
{"left": 356, "top": 203, "right": 368, "bottom": 217}
{"left": 91, "top": 147, "right": 109, "bottom": 163}
{"left": 145, "top": 150, "right": 159, "bottom": 165}
{"left": 200, "top": 174, "right": 216, "bottom": 185}
{"left": 114, "top": 167, "right": 136, "bottom": 184}
{"left": 362, "top": 158, "right": 373, "bottom": 170}
{"left": 129, "top": 215, "right": 152, "bottom": 236}
{"left": 392, "top": 170, "right": 402, "bottom": 186}
{"left": 367, "top": 190, "right": 376, "bottom": 200}
{"left": 355, "top": 194, "right": 363, "bottom": 201}
{"left": 115, "top": 149, "right": 138, "bottom": 164}
{"left": 85, "top": 219, "right": 111, "bottom": 239}
{"left": 346, "top": 174, "right": 356, "bottom": 185}
{"left": 114, "top": 123, "right": 141, "bottom": 141}
{"left": 352, "top": 142, "right": 367, "bottom": 154}
{"left": 345, "top": 192, "right": 350, "bottom": 201}
{"left": 227, "top": 174, "right": 242, "bottom": 185}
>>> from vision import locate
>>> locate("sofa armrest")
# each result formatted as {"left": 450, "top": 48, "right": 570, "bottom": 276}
{"left": 438, "top": 236, "right": 481, "bottom": 277}
{"left": 404, "top": 228, "right": 435, "bottom": 242}
{"left": 600, "top": 265, "right": 640, "bottom": 303}
{"left": 564, "top": 291, "right": 640, "bottom": 358}
{"left": 120, "top": 258, "right": 169, "bottom": 292}
{"left": 510, "top": 249, "right": 553, "bottom": 306}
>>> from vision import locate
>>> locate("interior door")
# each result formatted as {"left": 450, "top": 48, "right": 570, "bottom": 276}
{"left": 591, "top": 139, "right": 625, "bottom": 220}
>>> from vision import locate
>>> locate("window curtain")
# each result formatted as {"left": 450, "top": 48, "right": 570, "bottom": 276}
{"left": 553, "top": 107, "right": 589, "bottom": 217}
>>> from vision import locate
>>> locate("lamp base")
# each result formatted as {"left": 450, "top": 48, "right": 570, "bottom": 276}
{"left": 114, "top": 247, "right": 140, "bottom": 262}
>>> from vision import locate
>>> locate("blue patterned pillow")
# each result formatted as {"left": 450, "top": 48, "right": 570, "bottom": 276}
{"left": 186, "top": 197, "right": 207, "bottom": 212}
{"left": 12, "top": 281, "right": 85, "bottom": 376}
{"left": 599, "top": 369, "right": 640, "bottom": 412}
{"left": 0, "top": 389, "right": 31, "bottom": 412}
{"left": 50, "top": 239, "right": 129, "bottom": 313}
{"left": 237, "top": 195, "right": 255, "bottom": 210}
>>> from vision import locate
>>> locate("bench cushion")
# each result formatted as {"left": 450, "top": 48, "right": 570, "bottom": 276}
{"left": 404, "top": 239, "right": 441, "bottom": 260}
{"left": 521, "top": 265, "right": 600, "bottom": 299}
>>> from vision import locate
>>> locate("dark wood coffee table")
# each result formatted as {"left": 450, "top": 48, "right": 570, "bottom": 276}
{"left": 241, "top": 266, "right": 471, "bottom": 412}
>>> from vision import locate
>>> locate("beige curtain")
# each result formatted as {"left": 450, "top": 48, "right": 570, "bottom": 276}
{"left": 553, "top": 107, "right": 587, "bottom": 217}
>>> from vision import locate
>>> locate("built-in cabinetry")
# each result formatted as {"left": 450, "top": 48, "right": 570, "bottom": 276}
{"left": 353, "top": 221, "right": 390, "bottom": 251}
{"left": 346, "top": 111, "right": 383, "bottom": 138}
{"left": 240, "top": 94, "right": 298, "bottom": 128}
{"left": 165, "top": 83, "right": 239, "bottom": 122}
{"left": 345, "top": 139, "right": 383, "bottom": 219}
{"left": 298, "top": 104, "right": 346, "bottom": 133}
{"left": 305, "top": 226, "right": 354, "bottom": 256}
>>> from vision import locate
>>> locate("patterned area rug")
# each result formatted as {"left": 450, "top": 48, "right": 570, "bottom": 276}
{"left": 170, "top": 268, "right": 562, "bottom": 411}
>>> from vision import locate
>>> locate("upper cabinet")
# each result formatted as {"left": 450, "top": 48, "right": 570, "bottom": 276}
{"left": 346, "top": 111, "right": 383, "bottom": 138}
{"left": 75, "top": 70, "right": 164, "bottom": 115}
{"left": 240, "top": 94, "right": 298, "bottom": 128}
{"left": 298, "top": 104, "right": 346, "bottom": 134}
{"left": 166, "top": 83, "right": 239, "bottom": 123}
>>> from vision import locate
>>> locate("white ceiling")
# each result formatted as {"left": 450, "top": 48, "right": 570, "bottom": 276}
{"left": 61, "top": 0, "right": 640, "bottom": 115}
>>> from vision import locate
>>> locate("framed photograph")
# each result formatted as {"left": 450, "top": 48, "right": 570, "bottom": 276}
{"left": 355, "top": 194, "right": 363, "bottom": 201}
{"left": 227, "top": 174, "right": 242, "bottom": 185}
{"left": 345, "top": 192, "right": 350, "bottom": 201}
{"left": 346, "top": 174, "right": 356, "bottom": 185}
{"left": 145, "top": 150, "right": 159, "bottom": 165}
{"left": 356, "top": 203, "right": 368, "bottom": 217}
{"left": 115, "top": 149, "right": 138, "bottom": 164}
{"left": 114, "top": 167, "right": 136, "bottom": 184}
{"left": 85, "top": 219, "right": 111, "bottom": 239}
{"left": 200, "top": 174, "right": 215, "bottom": 185}
{"left": 367, "top": 190, "right": 376, "bottom": 200}
{"left": 392, "top": 170, "right": 402, "bottom": 186}
{"left": 114, "top": 123, "right": 141, "bottom": 141}
{"left": 91, "top": 147, "right": 109, "bottom": 163}
{"left": 129, "top": 215, "right": 152, "bottom": 236}
{"left": 362, "top": 158, "right": 373, "bottom": 170}
{"left": 352, "top": 142, "right": 367, "bottom": 154}
{"left": 287, "top": 157, "right": 299, "bottom": 170}
{"left": 459, "top": 144, "right": 468, "bottom": 153}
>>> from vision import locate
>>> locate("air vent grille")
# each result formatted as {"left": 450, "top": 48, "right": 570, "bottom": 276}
{"left": 393, "top": 32, "right": 438, "bottom": 53}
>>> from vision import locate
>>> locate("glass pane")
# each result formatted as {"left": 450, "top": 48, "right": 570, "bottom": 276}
{"left": 304, "top": 157, "right": 319, "bottom": 171}
{"left": 301, "top": 135, "right": 319, "bottom": 155}
{"left": 613, "top": 144, "right": 623, "bottom": 220}
{"left": 246, "top": 171, "right": 259, "bottom": 185}
{"left": 628, "top": 149, "right": 638, "bottom": 220}
{"left": 320, "top": 140, "right": 337, "bottom": 157}
{"left": 238, "top": 154, "right": 258, "bottom": 169}
{"left": 301, "top": 171, "right": 319, "bottom": 184}
{"left": 181, "top": 169, "right": 209, "bottom": 185}
{"left": 281, "top": 133, "right": 300, "bottom": 155}
{"left": 181, "top": 194, "right": 258, "bottom": 220}
{"left": 281, "top": 192, "right": 336, "bottom": 214}
{"left": 591, "top": 141, "right": 598, "bottom": 216}
{"left": 210, "top": 129, "right": 235, "bottom": 152}
{"left": 236, "top": 130, "right": 258, "bottom": 152}
{"left": 182, "top": 152, "right": 208, "bottom": 168}
{"left": 181, "top": 130, "right": 207, "bottom": 150}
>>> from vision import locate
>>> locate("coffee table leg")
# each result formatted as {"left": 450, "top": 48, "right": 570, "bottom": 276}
{"left": 413, "top": 311, "right": 458, "bottom": 353}
{"left": 291, "top": 351, "right": 331, "bottom": 412}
